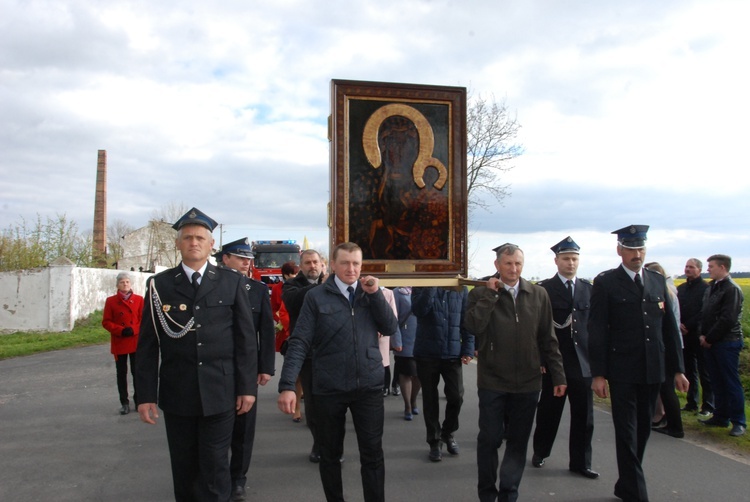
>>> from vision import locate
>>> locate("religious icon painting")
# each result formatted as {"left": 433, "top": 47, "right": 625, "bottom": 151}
{"left": 329, "top": 80, "right": 468, "bottom": 280}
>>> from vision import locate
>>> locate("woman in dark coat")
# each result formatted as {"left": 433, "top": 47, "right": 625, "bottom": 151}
{"left": 102, "top": 272, "right": 143, "bottom": 415}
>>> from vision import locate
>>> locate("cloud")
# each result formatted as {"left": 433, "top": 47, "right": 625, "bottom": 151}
{"left": 1, "top": 0, "right": 749, "bottom": 276}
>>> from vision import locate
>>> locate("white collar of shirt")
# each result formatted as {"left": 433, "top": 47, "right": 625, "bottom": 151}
{"left": 334, "top": 275, "right": 357, "bottom": 298}
{"left": 621, "top": 264, "right": 643, "bottom": 283}
{"left": 182, "top": 262, "right": 208, "bottom": 284}
{"left": 557, "top": 274, "right": 576, "bottom": 286}
{"left": 502, "top": 281, "right": 519, "bottom": 299}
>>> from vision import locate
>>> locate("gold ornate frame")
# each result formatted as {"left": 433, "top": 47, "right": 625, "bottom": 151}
{"left": 329, "top": 80, "right": 467, "bottom": 282}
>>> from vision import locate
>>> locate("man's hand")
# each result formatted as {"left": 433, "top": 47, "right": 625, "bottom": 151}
{"left": 592, "top": 376, "right": 609, "bottom": 399}
{"left": 278, "top": 390, "right": 297, "bottom": 414}
{"left": 679, "top": 323, "right": 688, "bottom": 335}
{"left": 553, "top": 385, "right": 567, "bottom": 397}
{"left": 461, "top": 355, "right": 473, "bottom": 365}
{"left": 675, "top": 373, "right": 689, "bottom": 393}
{"left": 393, "top": 346, "right": 403, "bottom": 352}
{"left": 487, "top": 277, "right": 501, "bottom": 290}
{"left": 360, "top": 276, "right": 379, "bottom": 294}
{"left": 138, "top": 403, "right": 160, "bottom": 425}
{"left": 699, "top": 335, "right": 711, "bottom": 349}
{"left": 258, "top": 373, "right": 272, "bottom": 386}
{"left": 235, "top": 395, "right": 256, "bottom": 415}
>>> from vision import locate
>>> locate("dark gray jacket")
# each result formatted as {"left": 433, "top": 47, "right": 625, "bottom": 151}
{"left": 278, "top": 276, "right": 398, "bottom": 395}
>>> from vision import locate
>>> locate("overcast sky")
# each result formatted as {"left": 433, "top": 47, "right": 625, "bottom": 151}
{"left": 2, "top": 0, "right": 748, "bottom": 279}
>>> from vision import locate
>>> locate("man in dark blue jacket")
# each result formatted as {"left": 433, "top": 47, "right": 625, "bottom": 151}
{"left": 412, "top": 286, "right": 475, "bottom": 462}
{"left": 277, "top": 242, "right": 398, "bottom": 502}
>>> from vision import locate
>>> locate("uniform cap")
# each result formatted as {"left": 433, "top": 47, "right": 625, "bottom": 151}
{"left": 214, "top": 237, "right": 254, "bottom": 260}
{"left": 612, "top": 224, "right": 649, "bottom": 249}
{"left": 492, "top": 242, "right": 520, "bottom": 254}
{"left": 551, "top": 236, "right": 580, "bottom": 255}
{"left": 171, "top": 207, "right": 218, "bottom": 232}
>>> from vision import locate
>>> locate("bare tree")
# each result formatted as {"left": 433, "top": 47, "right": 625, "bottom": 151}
{"left": 149, "top": 201, "right": 188, "bottom": 226}
{"left": 466, "top": 93, "right": 523, "bottom": 214}
{"left": 107, "top": 219, "right": 135, "bottom": 267}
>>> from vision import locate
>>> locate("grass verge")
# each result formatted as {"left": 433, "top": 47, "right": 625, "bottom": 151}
{"left": 0, "top": 310, "right": 108, "bottom": 360}
{"left": 595, "top": 394, "right": 750, "bottom": 457}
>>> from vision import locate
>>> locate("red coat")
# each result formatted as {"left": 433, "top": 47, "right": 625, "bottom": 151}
{"left": 102, "top": 292, "right": 144, "bottom": 356}
{"left": 271, "top": 281, "right": 291, "bottom": 351}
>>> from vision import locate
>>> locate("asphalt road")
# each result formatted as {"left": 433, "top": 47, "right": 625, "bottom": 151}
{"left": 1, "top": 345, "right": 748, "bottom": 501}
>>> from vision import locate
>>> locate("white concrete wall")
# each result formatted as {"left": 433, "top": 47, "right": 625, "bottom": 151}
{"left": 0, "top": 260, "right": 151, "bottom": 333}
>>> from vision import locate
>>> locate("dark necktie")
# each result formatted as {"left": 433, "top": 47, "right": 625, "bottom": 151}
{"left": 566, "top": 279, "right": 574, "bottom": 303}
{"left": 347, "top": 285, "right": 355, "bottom": 306}
{"left": 634, "top": 272, "right": 643, "bottom": 292}
{"left": 192, "top": 271, "right": 201, "bottom": 291}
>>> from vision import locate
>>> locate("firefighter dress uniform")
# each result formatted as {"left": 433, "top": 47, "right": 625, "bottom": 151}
{"left": 135, "top": 208, "right": 257, "bottom": 502}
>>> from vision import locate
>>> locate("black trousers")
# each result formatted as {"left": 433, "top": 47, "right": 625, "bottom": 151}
{"left": 477, "top": 389, "right": 539, "bottom": 502}
{"left": 163, "top": 409, "right": 235, "bottom": 502}
{"left": 609, "top": 381, "right": 660, "bottom": 502}
{"left": 532, "top": 371, "right": 594, "bottom": 470}
{"left": 114, "top": 352, "right": 136, "bottom": 405}
{"left": 230, "top": 401, "right": 258, "bottom": 486}
{"left": 415, "top": 357, "right": 464, "bottom": 446}
{"left": 299, "top": 358, "right": 319, "bottom": 452}
{"left": 315, "top": 390, "right": 385, "bottom": 502}
{"left": 683, "top": 334, "right": 714, "bottom": 411}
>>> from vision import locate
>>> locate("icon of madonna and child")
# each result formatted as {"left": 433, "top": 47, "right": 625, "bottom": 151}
{"left": 348, "top": 101, "right": 453, "bottom": 261}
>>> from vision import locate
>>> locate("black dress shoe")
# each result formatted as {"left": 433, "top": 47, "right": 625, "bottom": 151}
{"left": 428, "top": 444, "right": 442, "bottom": 462}
{"left": 570, "top": 467, "right": 599, "bottom": 479}
{"left": 531, "top": 454, "right": 545, "bottom": 468}
{"left": 442, "top": 436, "right": 459, "bottom": 455}
{"left": 231, "top": 483, "right": 246, "bottom": 501}
{"left": 309, "top": 449, "right": 321, "bottom": 463}
{"left": 653, "top": 427, "right": 684, "bottom": 438}
{"left": 119, "top": 403, "right": 130, "bottom": 415}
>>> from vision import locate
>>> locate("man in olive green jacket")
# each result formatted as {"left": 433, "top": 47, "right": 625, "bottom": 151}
{"left": 465, "top": 243, "right": 566, "bottom": 502}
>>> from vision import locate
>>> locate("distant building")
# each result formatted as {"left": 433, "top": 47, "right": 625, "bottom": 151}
{"left": 119, "top": 220, "right": 179, "bottom": 272}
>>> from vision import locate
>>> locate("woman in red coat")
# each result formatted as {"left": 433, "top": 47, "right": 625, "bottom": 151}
{"left": 102, "top": 272, "right": 143, "bottom": 415}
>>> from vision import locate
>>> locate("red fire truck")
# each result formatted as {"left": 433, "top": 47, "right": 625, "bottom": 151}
{"left": 250, "top": 240, "right": 301, "bottom": 285}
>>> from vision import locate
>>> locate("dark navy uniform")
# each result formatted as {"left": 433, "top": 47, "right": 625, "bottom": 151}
{"left": 229, "top": 274, "right": 276, "bottom": 491}
{"left": 533, "top": 275, "right": 594, "bottom": 472}
{"left": 588, "top": 225, "right": 684, "bottom": 502}
{"left": 212, "top": 236, "right": 277, "bottom": 498}
{"left": 135, "top": 208, "right": 258, "bottom": 502}
{"left": 136, "top": 262, "right": 257, "bottom": 501}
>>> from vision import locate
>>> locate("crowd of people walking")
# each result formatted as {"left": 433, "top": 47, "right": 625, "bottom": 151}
{"left": 108, "top": 207, "right": 745, "bottom": 502}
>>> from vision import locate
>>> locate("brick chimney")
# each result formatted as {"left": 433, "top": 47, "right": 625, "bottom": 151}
{"left": 93, "top": 150, "right": 107, "bottom": 267}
